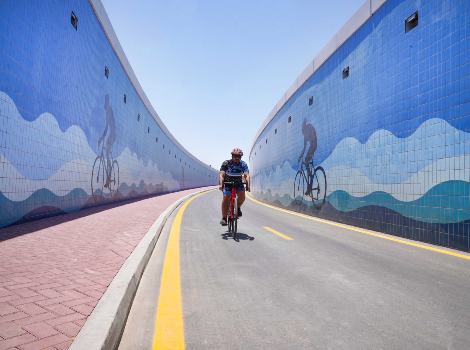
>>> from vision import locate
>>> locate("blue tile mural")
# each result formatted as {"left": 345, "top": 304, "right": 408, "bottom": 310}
{"left": 249, "top": 0, "right": 470, "bottom": 251}
{"left": 0, "top": 1, "right": 217, "bottom": 228}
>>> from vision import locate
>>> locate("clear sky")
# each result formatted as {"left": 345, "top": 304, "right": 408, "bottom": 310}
{"left": 101, "top": 0, "right": 365, "bottom": 169}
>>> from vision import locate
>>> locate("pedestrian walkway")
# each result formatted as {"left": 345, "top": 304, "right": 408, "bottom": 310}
{"left": 0, "top": 187, "right": 214, "bottom": 350}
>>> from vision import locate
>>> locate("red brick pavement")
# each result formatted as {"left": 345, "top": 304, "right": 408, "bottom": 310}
{"left": 0, "top": 187, "right": 214, "bottom": 350}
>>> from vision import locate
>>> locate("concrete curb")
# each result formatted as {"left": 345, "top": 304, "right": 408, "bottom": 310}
{"left": 70, "top": 188, "right": 214, "bottom": 350}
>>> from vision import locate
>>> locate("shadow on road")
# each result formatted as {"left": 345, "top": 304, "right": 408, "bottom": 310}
{"left": 221, "top": 231, "right": 255, "bottom": 242}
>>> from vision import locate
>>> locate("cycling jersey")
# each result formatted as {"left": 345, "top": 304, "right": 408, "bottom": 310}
{"left": 220, "top": 160, "right": 249, "bottom": 196}
{"left": 220, "top": 160, "right": 249, "bottom": 177}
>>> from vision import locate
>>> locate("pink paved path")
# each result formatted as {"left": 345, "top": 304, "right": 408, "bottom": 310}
{"left": 0, "top": 187, "right": 215, "bottom": 350}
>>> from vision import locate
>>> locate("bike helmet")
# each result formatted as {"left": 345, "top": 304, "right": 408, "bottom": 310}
{"left": 231, "top": 148, "right": 243, "bottom": 156}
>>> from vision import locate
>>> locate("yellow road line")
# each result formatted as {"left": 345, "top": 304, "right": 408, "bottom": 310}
{"left": 153, "top": 191, "right": 208, "bottom": 350}
{"left": 247, "top": 193, "right": 470, "bottom": 261}
{"left": 263, "top": 226, "right": 294, "bottom": 240}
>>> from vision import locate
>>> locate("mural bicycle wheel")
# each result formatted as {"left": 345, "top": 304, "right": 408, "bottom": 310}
{"left": 91, "top": 156, "right": 105, "bottom": 202}
{"left": 311, "top": 166, "right": 327, "bottom": 209}
{"left": 293, "top": 170, "right": 307, "bottom": 209}
{"left": 109, "top": 159, "right": 120, "bottom": 193}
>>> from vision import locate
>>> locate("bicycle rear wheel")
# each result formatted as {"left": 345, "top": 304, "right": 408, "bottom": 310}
{"left": 109, "top": 160, "right": 120, "bottom": 194}
{"left": 312, "top": 166, "right": 327, "bottom": 209}
{"left": 227, "top": 201, "right": 233, "bottom": 233}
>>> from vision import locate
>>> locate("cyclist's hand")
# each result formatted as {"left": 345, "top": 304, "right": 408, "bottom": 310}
{"left": 246, "top": 186, "right": 251, "bottom": 192}
{"left": 219, "top": 185, "right": 223, "bottom": 191}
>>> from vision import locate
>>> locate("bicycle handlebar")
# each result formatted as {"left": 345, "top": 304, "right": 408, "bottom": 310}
{"left": 223, "top": 180, "right": 248, "bottom": 189}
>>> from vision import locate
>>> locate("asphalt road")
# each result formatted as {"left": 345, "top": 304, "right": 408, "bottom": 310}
{"left": 118, "top": 190, "right": 470, "bottom": 349}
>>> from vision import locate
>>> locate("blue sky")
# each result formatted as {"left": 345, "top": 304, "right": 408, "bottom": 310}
{"left": 101, "top": 0, "right": 365, "bottom": 169}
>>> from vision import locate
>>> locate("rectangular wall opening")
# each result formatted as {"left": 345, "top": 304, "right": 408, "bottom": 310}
{"left": 405, "top": 11, "right": 418, "bottom": 33}
{"left": 71, "top": 11, "right": 78, "bottom": 30}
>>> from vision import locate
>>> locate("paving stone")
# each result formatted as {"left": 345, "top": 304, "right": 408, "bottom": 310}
{"left": 0, "top": 296, "right": 21, "bottom": 304}
{"left": 36, "top": 290, "right": 62, "bottom": 299}
{"left": 9, "top": 296, "right": 47, "bottom": 307}
{"left": 22, "top": 322, "right": 59, "bottom": 339}
{"left": 13, "top": 290, "right": 38, "bottom": 299}
{"left": 54, "top": 322, "right": 81, "bottom": 338}
{"left": 54, "top": 339, "right": 73, "bottom": 350}
{"left": 13, "top": 313, "right": 56, "bottom": 327}
{"left": 18, "top": 333, "right": 69, "bottom": 350}
{"left": 0, "top": 313, "right": 28, "bottom": 324}
{"left": 0, "top": 322, "right": 26, "bottom": 339}
{"left": 0, "top": 304, "right": 18, "bottom": 317}
{"left": 42, "top": 305, "right": 73, "bottom": 316}
{"left": 45, "top": 313, "right": 84, "bottom": 327}
{"left": 0, "top": 288, "right": 12, "bottom": 298}
{"left": 70, "top": 304, "right": 93, "bottom": 317}
{"left": 61, "top": 298, "right": 95, "bottom": 308}
{"left": 14, "top": 304, "right": 46, "bottom": 317}
{"left": 0, "top": 333, "right": 37, "bottom": 350}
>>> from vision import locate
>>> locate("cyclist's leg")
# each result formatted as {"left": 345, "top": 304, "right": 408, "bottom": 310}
{"left": 305, "top": 150, "right": 314, "bottom": 195}
{"left": 237, "top": 189, "right": 245, "bottom": 217}
{"left": 238, "top": 191, "right": 245, "bottom": 206}
{"left": 104, "top": 146, "right": 112, "bottom": 187}
{"left": 220, "top": 187, "right": 230, "bottom": 225}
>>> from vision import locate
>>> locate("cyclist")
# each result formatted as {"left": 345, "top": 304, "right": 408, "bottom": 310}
{"left": 98, "top": 94, "right": 116, "bottom": 189}
{"left": 219, "top": 148, "right": 250, "bottom": 226}
{"left": 297, "top": 119, "right": 317, "bottom": 196}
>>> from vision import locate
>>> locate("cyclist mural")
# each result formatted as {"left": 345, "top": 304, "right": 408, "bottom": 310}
{"left": 0, "top": 1, "right": 218, "bottom": 229}
{"left": 99, "top": 94, "right": 117, "bottom": 188}
{"left": 294, "top": 119, "right": 327, "bottom": 209}
{"left": 249, "top": 0, "right": 470, "bottom": 251}
{"left": 92, "top": 94, "right": 120, "bottom": 201}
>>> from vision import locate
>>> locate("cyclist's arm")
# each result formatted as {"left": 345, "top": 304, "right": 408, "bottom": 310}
{"left": 244, "top": 172, "right": 250, "bottom": 191}
{"left": 219, "top": 171, "right": 225, "bottom": 191}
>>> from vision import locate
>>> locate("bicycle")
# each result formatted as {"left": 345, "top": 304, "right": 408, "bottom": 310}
{"left": 223, "top": 175, "right": 245, "bottom": 240}
{"left": 91, "top": 144, "right": 120, "bottom": 202}
{"left": 293, "top": 160, "right": 327, "bottom": 209}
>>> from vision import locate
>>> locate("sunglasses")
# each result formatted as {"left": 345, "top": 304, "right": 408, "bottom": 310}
{"left": 232, "top": 155, "right": 241, "bottom": 159}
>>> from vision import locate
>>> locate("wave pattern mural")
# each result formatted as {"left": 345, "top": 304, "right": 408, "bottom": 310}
{"left": 249, "top": 0, "right": 470, "bottom": 251}
{"left": 0, "top": 1, "right": 217, "bottom": 228}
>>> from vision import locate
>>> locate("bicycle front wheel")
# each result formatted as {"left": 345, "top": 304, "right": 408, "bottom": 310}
{"left": 91, "top": 156, "right": 104, "bottom": 202}
{"left": 293, "top": 170, "right": 307, "bottom": 208}
{"left": 312, "top": 166, "right": 327, "bottom": 209}
{"left": 227, "top": 201, "right": 233, "bottom": 233}
{"left": 109, "top": 160, "right": 120, "bottom": 193}
{"left": 233, "top": 197, "right": 238, "bottom": 238}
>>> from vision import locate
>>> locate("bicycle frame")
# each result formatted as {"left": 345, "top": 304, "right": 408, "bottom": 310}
{"left": 223, "top": 176, "right": 244, "bottom": 235}
{"left": 294, "top": 160, "right": 327, "bottom": 209}
{"left": 91, "top": 144, "right": 120, "bottom": 201}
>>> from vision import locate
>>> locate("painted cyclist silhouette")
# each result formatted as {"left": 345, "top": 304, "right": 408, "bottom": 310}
{"left": 91, "top": 94, "right": 119, "bottom": 201}
{"left": 294, "top": 119, "right": 327, "bottom": 209}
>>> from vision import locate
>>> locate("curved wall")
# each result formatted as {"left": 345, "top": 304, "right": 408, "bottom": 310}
{"left": 250, "top": 0, "right": 470, "bottom": 251}
{"left": 0, "top": 1, "right": 217, "bottom": 228}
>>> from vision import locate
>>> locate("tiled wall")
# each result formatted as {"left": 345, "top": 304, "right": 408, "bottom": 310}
{"left": 249, "top": 0, "right": 470, "bottom": 251}
{"left": 0, "top": 1, "right": 217, "bottom": 228}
